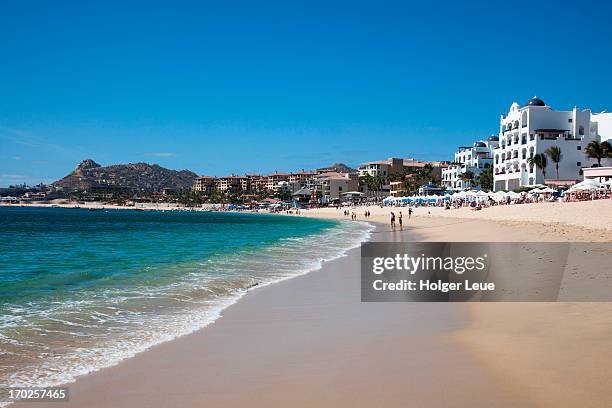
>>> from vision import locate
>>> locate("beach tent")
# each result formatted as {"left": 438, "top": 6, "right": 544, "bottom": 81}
{"left": 539, "top": 187, "right": 557, "bottom": 194}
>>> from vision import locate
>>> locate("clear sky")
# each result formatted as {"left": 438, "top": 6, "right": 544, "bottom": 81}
{"left": 1, "top": 0, "right": 611, "bottom": 186}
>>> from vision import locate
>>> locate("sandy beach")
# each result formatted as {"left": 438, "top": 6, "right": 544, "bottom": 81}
{"left": 12, "top": 200, "right": 612, "bottom": 408}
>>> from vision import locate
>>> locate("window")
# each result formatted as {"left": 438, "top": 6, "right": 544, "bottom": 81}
{"left": 577, "top": 146, "right": 581, "bottom": 151}
{"left": 579, "top": 125, "right": 584, "bottom": 136}
{"left": 568, "top": 118, "right": 573, "bottom": 123}
{"left": 577, "top": 162, "right": 581, "bottom": 166}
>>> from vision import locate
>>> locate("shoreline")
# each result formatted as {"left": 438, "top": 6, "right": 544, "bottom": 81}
{"left": 8, "top": 201, "right": 612, "bottom": 407}
{"left": 14, "top": 222, "right": 523, "bottom": 408}
{"left": 5, "top": 213, "right": 374, "bottom": 405}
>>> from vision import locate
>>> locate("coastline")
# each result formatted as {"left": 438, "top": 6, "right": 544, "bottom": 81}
{"left": 14, "top": 222, "right": 524, "bottom": 408}
{"left": 1, "top": 209, "right": 370, "bottom": 397}
{"left": 9, "top": 201, "right": 612, "bottom": 407}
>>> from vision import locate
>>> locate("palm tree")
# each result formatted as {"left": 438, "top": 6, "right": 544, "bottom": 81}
{"left": 458, "top": 171, "right": 475, "bottom": 188}
{"left": 374, "top": 174, "right": 387, "bottom": 198}
{"left": 585, "top": 140, "right": 612, "bottom": 167}
{"left": 479, "top": 168, "right": 493, "bottom": 192}
{"left": 528, "top": 153, "right": 548, "bottom": 180}
{"left": 545, "top": 146, "right": 562, "bottom": 179}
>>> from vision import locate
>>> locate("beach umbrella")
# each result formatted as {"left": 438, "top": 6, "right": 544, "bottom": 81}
{"left": 569, "top": 179, "right": 602, "bottom": 191}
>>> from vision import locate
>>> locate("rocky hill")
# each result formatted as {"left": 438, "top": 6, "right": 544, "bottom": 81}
{"left": 53, "top": 160, "right": 198, "bottom": 192}
{"left": 320, "top": 162, "right": 357, "bottom": 173}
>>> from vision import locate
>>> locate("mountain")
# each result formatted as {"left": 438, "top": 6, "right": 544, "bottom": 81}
{"left": 319, "top": 162, "right": 357, "bottom": 173}
{"left": 53, "top": 160, "right": 198, "bottom": 192}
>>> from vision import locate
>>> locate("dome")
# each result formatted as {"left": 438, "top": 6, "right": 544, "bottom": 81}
{"left": 488, "top": 135, "right": 499, "bottom": 141}
{"left": 524, "top": 96, "right": 546, "bottom": 107}
{"left": 474, "top": 141, "right": 487, "bottom": 147}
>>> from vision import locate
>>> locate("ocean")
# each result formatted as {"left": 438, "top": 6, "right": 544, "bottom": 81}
{"left": 0, "top": 207, "right": 372, "bottom": 389}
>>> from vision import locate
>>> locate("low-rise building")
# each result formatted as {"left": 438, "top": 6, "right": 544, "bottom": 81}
{"left": 442, "top": 137, "right": 498, "bottom": 190}
{"left": 358, "top": 158, "right": 404, "bottom": 177}
{"left": 309, "top": 172, "right": 358, "bottom": 204}
{"left": 359, "top": 157, "right": 448, "bottom": 179}
{"left": 192, "top": 176, "right": 216, "bottom": 193}
{"left": 265, "top": 172, "right": 291, "bottom": 191}
{"left": 582, "top": 166, "right": 612, "bottom": 183}
{"left": 215, "top": 176, "right": 249, "bottom": 193}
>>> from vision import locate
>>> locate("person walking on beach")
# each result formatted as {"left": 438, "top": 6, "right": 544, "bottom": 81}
{"left": 398, "top": 211, "right": 403, "bottom": 230}
{"left": 408, "top": 207, "right": 413, "bottom": 219}
{"left": 390, "top": 211, "right": 396, "bottom": 230}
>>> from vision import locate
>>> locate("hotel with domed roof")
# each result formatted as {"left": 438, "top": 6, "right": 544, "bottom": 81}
{"left": 493, "top": 97, "right": 612, "bottom": 191}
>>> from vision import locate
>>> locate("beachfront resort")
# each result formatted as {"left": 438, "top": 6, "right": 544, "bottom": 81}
{"left": 187, "top": 96, "right": 612, "bottom": 209}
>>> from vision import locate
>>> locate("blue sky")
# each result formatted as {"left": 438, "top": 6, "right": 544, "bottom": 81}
{"left": 1, "top": 0, "right": 611, "bottom": 186}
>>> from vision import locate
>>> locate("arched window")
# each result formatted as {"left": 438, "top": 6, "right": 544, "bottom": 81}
{"left": 513, "top": 120, "right": 519, "bottom": 129}
{"left": 579, "top": 125, "right": 584, "bottom": 136}
{"left": 521, "top": 111, "right": 527, "bottom": 128}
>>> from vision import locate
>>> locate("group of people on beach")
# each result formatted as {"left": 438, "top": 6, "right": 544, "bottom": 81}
{"left": 389, "top": 208, "right": 412, "bottom": 230}
{"left": 343, "top": 209, "right": 358, "bottom": 220}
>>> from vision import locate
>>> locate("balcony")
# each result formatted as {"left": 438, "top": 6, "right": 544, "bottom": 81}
{"left": 535, "top": 129, "right": 571, "bottom": 140}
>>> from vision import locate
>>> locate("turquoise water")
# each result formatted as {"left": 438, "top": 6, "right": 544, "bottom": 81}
{"left": 0, "top": 207, "right": 372, "bottom": 388}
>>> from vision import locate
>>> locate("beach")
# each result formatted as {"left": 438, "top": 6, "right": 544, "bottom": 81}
{"left": 8, "top": 200, "right": 612, "bottom": 408}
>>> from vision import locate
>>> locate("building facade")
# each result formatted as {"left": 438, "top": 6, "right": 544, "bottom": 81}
{"left": 358, "top": 158, "right": 404, "bottom": 177}
{"left": 493, "top": 97, "right": 612, "bottom": 191}
{"left": 192, "top": 176, "right": 216, "bottom": 193}
{"left": 442, "top": 136, "right": 498, "bottom": 190}
{"left": 307, "top": 172, "right": 358, "bottom": 203}
{"left": 358, "top": 157, "right": 448, "bottom": 179}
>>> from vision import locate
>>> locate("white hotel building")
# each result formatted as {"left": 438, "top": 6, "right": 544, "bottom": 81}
{"left": 493, "top": 97, "right": 612, "bottom": 191}
{"left": 442, "top": 136, "right": 498, "bottom": 190}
